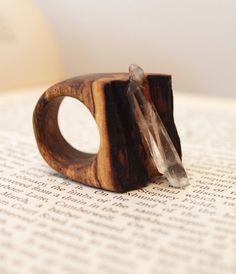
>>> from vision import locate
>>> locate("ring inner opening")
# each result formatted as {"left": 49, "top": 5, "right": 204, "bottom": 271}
{"left": 58, "top": 97, "right": 100, "bottom": 154}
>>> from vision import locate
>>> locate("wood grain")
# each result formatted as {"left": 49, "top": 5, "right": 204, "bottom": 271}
{"left": 33, "top": 73, "right": 181, "bottom": 192}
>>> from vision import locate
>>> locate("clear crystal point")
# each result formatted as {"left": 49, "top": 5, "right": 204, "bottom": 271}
{"left": 127, "top": 64, "right": 189, "bottom": 188}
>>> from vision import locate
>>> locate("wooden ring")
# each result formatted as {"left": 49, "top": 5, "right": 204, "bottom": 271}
{"left": 33, "top": 73, "right": 181, "bottom": 192}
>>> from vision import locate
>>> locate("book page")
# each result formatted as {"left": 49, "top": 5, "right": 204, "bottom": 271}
{"left": 0, "top": 0, "right": 62, "bottom": 91}
{"left": 0, "top": 88, "right": 235, "bottom": 274}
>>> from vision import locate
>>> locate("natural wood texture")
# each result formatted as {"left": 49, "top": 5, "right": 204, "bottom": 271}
{"left": 33, "top": 73, "right": 181, "bottom": 192}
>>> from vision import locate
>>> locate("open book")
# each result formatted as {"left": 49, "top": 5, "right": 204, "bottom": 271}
{"left": 0, "top": 87, "right": 236, "bottom": 274}
{"left": 1, "top": 2, "right": 236, "bottom": 274}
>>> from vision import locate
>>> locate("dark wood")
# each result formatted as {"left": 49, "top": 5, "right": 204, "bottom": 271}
{"left": 33, "top": 73, "right": 181, "bottom": 192}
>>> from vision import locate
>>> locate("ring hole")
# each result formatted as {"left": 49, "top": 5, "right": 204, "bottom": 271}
{"left": 58, "top": 97, "right": 100, "bottom": 154}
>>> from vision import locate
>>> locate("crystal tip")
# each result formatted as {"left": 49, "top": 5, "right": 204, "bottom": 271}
{"left": 169, "top": 177, "right": 190, "bottom": 188}
{"left": 129, "top": 64, "right": 145, "bottom": 85}
{"left": 165, "top": 164, "right": 190, "bottom": 188}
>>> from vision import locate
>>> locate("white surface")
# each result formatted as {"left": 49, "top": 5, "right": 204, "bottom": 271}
{"left": 35, "top": 0, "right": 236, "bottom": 97}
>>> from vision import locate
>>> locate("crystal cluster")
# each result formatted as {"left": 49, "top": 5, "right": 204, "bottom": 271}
{"left": 127, "top": 64, "right": 189, "bottom": 188}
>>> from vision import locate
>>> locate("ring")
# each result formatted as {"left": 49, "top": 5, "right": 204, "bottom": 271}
{"left": 33, "top": 73, "right": 181, "bottom": 192}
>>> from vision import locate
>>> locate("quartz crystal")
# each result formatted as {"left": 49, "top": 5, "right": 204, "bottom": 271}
{"left": 127, "top": 64, "right": 189, "bottom": 188}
